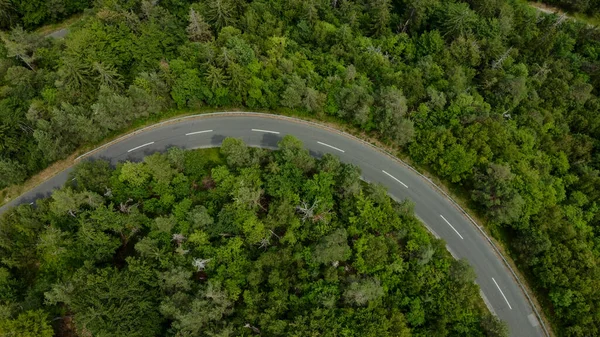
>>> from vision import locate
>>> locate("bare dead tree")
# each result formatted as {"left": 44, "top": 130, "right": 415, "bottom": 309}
{"left": 269, "top": 230, "right": 280, "bottom": 239}
{"left": 534, "top": 63, "right": 551, "bottom": 80}
{"left": 119, "top": 198, "right": 134, "bottom": 213}
{"left": 296, "top": 199, "right": 319, "bottom": 221}
{"left": 258, "top": 230, "right": 281, "bottom": 250}
{"left": 258, "top": 237, "right": 270, "bottom": 250}
{"left": 491, "top": 47, "right": 512, "bottom": 69}
{"left": 172, "top": 233, "right": 186, "bottom": 245}
{"left": 554, "top": 13, "right": 568, "bottom": 28}
{"left": 398, "top": 8, "right": 415, "bottom": 33}
{"left": 104, "top": 187, "right": 113, "bottom": 197}
{"left": 244, "top": 323, "right": 261, "bottom": 334}
{"left": 192, "top": 258, "right": 211, "bottom": 272}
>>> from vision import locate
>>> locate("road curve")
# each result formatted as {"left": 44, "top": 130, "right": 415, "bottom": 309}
{"left": 0, "top": 113, "right": 546, "bottom": 337}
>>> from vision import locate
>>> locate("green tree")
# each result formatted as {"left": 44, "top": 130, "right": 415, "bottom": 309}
{"left": 312, "top": 228, "right": 351, "bottom": 265}
{"left": 369, "top": 0, "right": 392, "bottom": 36}
{"left": 93, "top": 61, "right": 124, "bottom": 90}
{"left": 56, "top": 56, "right": 92, "bottom": 92}
{"left": 480, "top": 314, "right": 509, "bottom": 337}
{"left": 50, "top": 187, "right": 103, "bottom": 217}
{"left": 220, "top": 137, "right": 253, "bottom": 168}
{"left": 70, "top": 160, "right": 113, "bottom": 194}
{"left": 0, "top": 0, "right": 14, "bottom": 29}
{"left": 171, "top": 68, "right": 207, "bottom": 108}
{"left": 0, "top": 159, "right": 27, "bottom": 189}
{"left": 337, "top": 84, "right": 373, "bottom": 125}
{"left": 0, "top": 26, "right": 43, "bottom": 70}
{"left": 205, "top": 0, "right": 236, "bottom": 31}
{"left": 343, "top": 278, "right": 384, "bottom": 306}
{"left": 0, "top": 310, "right": 53, "bottom": 337}
{"left": 118, "top": 161, "right": 151, "bottom": 187}
{"left": 442, "top": 3, "right": 478, "bottom": 38}
{"left": 206, "top": 65, "right": 228, "bottom": 92}
{"left": 472, "top": 163, "right": 525, "bottom": 224}
{"left": 187, "top": 8, "right": 213, "bottom": 42}
{"left": 375, "top": 86, "right": 415, "bottom": 145}
{"left": 45, "top": 262, "right": 162, "bottom": 337}
{"left": 277, "top": 135, "right": 315, "bottom": 173}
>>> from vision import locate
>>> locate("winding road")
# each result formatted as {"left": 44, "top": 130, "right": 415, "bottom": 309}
{"left": 0, "top": 113, "right": 546, "bottom": 337}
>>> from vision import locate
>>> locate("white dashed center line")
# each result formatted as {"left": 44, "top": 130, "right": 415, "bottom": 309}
{"left": 382, "top": 170, "right": 408, "bottom": 188}
{"left": 127, "top": 142, "right": 154, "bottom": 153}
{"left": 251, "top": 129, "right": 280, "bottom": 134}
{"left": 317, "top": 141, "right": 345, "bottom": 153}
{"left": 186, "top": 130, "right": 213, "bottom": 136}
{"left": 440, "top": 214, "right": 464, "bottom": 239}
{"left": 492, "top": 277, "right": 513, "bottom": 310}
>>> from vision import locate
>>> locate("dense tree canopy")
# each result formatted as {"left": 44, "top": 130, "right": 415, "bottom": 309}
{"left": 1, "top": 0, "right": 600, "bottom": 335}
{"left": 0, "top": 0, "right": 93, "bottom": 30}
{"left": 0, "top": 139, "right": 503, "bottom": 337}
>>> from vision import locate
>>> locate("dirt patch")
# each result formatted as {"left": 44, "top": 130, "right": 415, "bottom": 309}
{"left": 530, "top": 2, "right": 564, "bottom": 14}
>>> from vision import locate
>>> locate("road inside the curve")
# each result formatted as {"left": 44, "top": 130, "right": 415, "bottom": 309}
{"left": 0, "top": 113, "right": 545, "bottom": 337}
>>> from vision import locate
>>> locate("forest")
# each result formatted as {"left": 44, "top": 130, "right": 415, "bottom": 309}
{"left": 0, "top": 138, "right": 505, "bottom": 336}
{"left": 0, "top": 0, "right": 599, "bottom": 336}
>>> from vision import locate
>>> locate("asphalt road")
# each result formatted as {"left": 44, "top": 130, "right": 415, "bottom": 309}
{"left": 0, "top": 113, "right": 545, "bottom": 337}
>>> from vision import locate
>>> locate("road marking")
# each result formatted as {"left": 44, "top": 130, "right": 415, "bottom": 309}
{"left": 440, "top": 214, "right": 464, "bottom": 239}
{"left": 127, "top": 142, "right": 154, "bottom": 153}
{"left": 317, "top": 141, "right": 344, "bottom": 153}
{"left": 186, "top": 130, "right": 213, "bottom": 136}
{"left": 382, "top": 170, "right": 408, "bottom": 188}
{"left": 492, "top": 277, "right": 513, "bottom": 310}
{"left": 251, "top": 128, "right": 280, "bottom": 134}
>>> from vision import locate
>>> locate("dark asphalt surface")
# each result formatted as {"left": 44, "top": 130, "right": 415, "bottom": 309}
{"left": 0, "top": 113, "right": 545, "bottom": 337}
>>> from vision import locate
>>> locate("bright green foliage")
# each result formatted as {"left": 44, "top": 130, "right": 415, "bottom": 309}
{"left": 0, "top": 310, "right": 53, "bottom": 337}
{"left": 0, "top": 140, "right": 497, "bottom": 336}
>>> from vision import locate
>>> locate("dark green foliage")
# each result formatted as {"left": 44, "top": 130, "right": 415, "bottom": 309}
{"left": 0, "top": 309, "right": 53, "bottom": 337}
{"left": 3, "top": 0, "right": 92, "bottom": 29}
{"left": 0, "top": 140, "right": 496, "bottom": 336}
{"left": 540, "top": 0, "right": 600, "bottom": 15}
{"left": 1, "top": 0, "right": 600, "bottom": 335}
